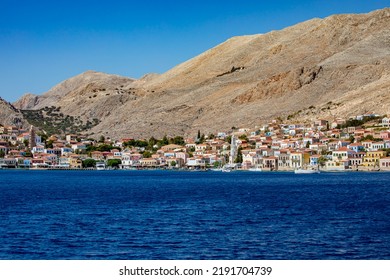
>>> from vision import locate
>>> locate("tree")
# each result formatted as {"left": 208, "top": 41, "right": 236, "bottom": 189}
{"left": 134, "top": 140, "right": 148, "bottom": 148}
{"left": 99, "top": 135, "right": 105, "bottom": 143}
{"left": 361, "top": 134, "right": 374, "bottom": 141}
{"left": 107, "top": 159, "right": 121, "bottom": 168}
{"left": 239, "top": 134, "right": 248, "bottom": 141}
{"left": 96, "top": 144, "right": 114, "bottom": 152}
{"left": 381, "top": 148, "right": 390, "bottom": 157}
{"left": 170, "top": 136, "right": 185, "bottom": 145}
{"left": 161, "top": 135, "right": 169, "bottom": 145}
{"left": 0, "top": 150, "right": 5, "bottom": 158}
{"left": 148, "top": 136, "right": 157, "bottom": 147}
{"left": 198, "top": 134, "right": 205, "bottom": 144}
{"left": 226, "top": 136, "right": 232, "bottom": 145}
{"left": 46, "top": 139, "right": 54, "bottom": 149}
{"left": 360, "top": 135, "right": 381, "bottom": 142}
{"left": 38, "top": 132, "right": 48, "bottom": 143}
{"left": 170, "top": 161, "right": 177, "bottom": 167}
{"left": 234, "top": 147, "right": 243, "bottom": 163}
{"left": 142, "top": 150, "right": 152, "bottom": 158}
{"left": 318, "top": 156, "right": 328, "bottom": 167}
{"left": 24, "top": 150, "right": 33, "bottom": 157}
{"left": 83, "top": 158, "right": 96, "bottom": 168}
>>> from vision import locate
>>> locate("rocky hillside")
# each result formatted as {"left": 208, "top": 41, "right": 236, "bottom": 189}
{"left": 13, "top": 8, "right": 390, "bottom": 139}
{"left": 0, "top": 97, "right": 29, "bottom": 129}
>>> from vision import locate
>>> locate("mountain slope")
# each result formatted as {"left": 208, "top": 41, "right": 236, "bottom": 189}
{"left": 13, "top": 8, "right": 390, "bottom": 139}
{"left": 0, "top": 97, "right": 29, "bottom": 129}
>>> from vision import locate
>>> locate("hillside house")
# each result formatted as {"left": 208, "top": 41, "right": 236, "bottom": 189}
{"left": 362, "top": 151, "right": 387, "bottom": 168}
{"left": 381, "top": 117, "right": 390, "bottom": 127}
{"left": 290, "top": 152, "right": 310, "bottom": 169}
{"left": 379, "top": 157, "right": 390, "bottom": 170}
{"left": 348, "top": 143, "right": 365, "bottom": 153}
{"left": 262, "top": 156, "right": 278, "bottom": 171}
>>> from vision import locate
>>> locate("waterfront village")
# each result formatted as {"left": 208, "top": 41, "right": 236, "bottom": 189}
{"left": 1, "top": 114, "right": 390, "bottom": 172}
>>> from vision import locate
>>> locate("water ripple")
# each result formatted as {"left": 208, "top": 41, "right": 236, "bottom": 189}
{"left": 0, "top": 170, "right": 389, "bottom": 259}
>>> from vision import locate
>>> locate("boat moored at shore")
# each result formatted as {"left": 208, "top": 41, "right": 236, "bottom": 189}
{"left": 96, "top": 162, "right": 106, "bottom": 170}
{"left": 294, "top": 168, "right": 320, "bottom": 174}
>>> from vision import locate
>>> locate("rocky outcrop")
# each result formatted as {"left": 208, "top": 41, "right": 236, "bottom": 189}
{"left": 0, "top": 97, "right": 29, "bottom": 128}
{"left": 13, "top": 93, "right": 40, "bottom": 110}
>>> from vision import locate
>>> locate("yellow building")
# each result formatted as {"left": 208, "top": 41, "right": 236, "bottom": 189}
{"left": 140, "top": 158, "right": 159, "bottom": 167}
{"left": 362, "top": 151, "right": 387, "bottom": 168}
{"left": 289, "top": 152, "right": 310, "bottom": 169}
{"left": 69, "top": 157, "right": 83, "bottom": 169}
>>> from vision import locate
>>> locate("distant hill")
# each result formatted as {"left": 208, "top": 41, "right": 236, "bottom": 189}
{"left": 0, "top": 97, "right": 29, "bottom": 129}
{"left": 13, "top": 8, "right": 390, "bottom": 139}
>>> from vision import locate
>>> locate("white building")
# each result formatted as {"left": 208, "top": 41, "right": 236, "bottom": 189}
{"left": 381, "top": 117, "right": 390, "bottom": 127}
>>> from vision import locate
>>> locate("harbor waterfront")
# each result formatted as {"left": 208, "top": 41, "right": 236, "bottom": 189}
{"left": 1, "top": 170, "right": 389, "bottom": 260}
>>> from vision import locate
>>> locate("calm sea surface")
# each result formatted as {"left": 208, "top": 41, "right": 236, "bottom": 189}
{"left": 0, "top": 170, "right": 389, "bottom": 260}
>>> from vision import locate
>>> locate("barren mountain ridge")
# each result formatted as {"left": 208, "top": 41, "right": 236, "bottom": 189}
{"left": 11, "top": 8, "right": 390, "bottom": 139}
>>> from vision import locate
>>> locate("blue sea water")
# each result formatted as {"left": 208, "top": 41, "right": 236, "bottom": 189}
{"left": 0, "top": 170, "right": 389, "bottom": 260}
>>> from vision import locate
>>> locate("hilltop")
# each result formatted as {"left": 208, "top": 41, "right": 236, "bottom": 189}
{"left": 12, "top": 8, "right": 390, "bottom": 139}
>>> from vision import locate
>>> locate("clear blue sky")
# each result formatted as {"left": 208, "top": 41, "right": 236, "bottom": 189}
{"left": 1, "top": 0, "right": 388, "bottom": 102}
